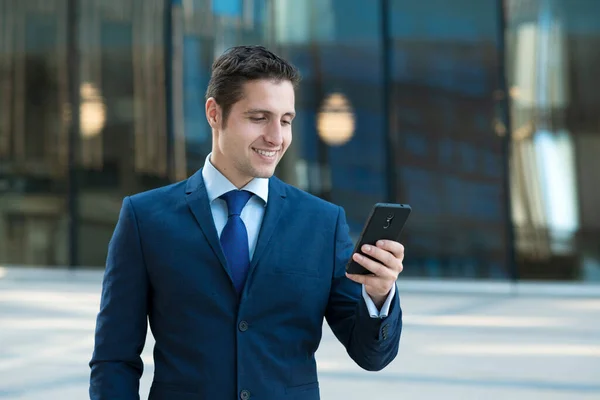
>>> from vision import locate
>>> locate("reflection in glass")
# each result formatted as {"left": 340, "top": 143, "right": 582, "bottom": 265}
{"left": 389, "top": 0, "right": 509, "bottom": 279}
{"left": 80, "top": 82, "right": 106, "bottom": 142}
{"left": 75, "top": 0, "right": 173, "bottom": 266}
{"left": 317, "top": 93, "right": 355, "bottom": 146}
{"left": 0, "top": 0, "right": 69, "bottom": 266}
{"left": 507, "top": 0, "right": 600, "bottom": 280}
{"left": 274, "top": 0, "right": 387, "bottom": 232}
{"left": 1, "top": 0, "right": 596, "bottom": 281}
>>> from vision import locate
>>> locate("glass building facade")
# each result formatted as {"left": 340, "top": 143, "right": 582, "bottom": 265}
{"left": 0, "top": 0, "right": 598, "bottom": 282}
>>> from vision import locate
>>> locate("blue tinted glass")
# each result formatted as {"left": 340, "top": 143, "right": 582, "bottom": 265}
{"left": 212, "top": 0, "right": 242, "bottom": 17}
{"left": 183, "top": 37, "right": 210, "bottom": 146}
{"left": 390, "top": 0, "right": 509, "bottom": 279}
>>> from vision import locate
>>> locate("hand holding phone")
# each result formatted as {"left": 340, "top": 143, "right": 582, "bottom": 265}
{"left": 345, "top": 203, "right": 411, "bottom": 275}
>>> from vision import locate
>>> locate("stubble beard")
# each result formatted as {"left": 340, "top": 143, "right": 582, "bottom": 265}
{"left": 237, "top": 159, "right": 276, "bottom": 181}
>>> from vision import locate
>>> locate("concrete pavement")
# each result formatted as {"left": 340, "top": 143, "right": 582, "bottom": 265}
{"left": 1, "top": 268, "right": 599, "bottom": 399}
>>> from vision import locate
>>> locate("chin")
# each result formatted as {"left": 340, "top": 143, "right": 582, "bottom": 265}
{"left": 248, "top": 154, "right": 282, "bottom": 179}
{"left": 251, "top": 165, "right": 277, "bottom": 179}
{"left": 255, "top": 169, "right": 276, "bottom": 179}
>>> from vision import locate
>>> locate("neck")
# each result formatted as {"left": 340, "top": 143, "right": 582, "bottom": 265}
{"left": 209, "top": 153, "right": 253, "bottom": 189}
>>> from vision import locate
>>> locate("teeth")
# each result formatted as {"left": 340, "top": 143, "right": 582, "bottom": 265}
{"left": 255, "top": 149, "right": 276, "bottom": 157}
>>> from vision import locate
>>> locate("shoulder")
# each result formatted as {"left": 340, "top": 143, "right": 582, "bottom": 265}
{"left": 272, "top": 176, "right": 342, "bottom": 217}
{"left": 125, "top": 178, "right": 189, "bottom": 216}
{"left": 130, "top": 179, "right": 186, "bottom": 203}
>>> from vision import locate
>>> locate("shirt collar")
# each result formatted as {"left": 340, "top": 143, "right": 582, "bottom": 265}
{"left": 201, "top": 153, "right": 269, "bottom": 205}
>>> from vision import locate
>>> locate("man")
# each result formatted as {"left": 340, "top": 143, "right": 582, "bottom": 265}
{"left": 89, "top": 45, "right": 404, "bottom": 400}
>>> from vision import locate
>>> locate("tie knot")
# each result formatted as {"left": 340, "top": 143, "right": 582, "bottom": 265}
{"left": 220, "top": 190, "right": 252, "bottom": 216}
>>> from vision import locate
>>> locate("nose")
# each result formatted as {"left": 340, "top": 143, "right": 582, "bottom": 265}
{"left": 264, "top": 120, "right": 283, "bottom": 146}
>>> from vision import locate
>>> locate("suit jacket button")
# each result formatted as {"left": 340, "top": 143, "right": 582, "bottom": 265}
{"left": 239, "top": 321, "right": 249, "bottom": 332}
{"left": 240, "top": 389, "right": 251, "bottom": 400}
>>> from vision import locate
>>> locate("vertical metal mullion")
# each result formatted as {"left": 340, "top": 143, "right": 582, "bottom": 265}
{"left": 165, "top": 0, "right": 174, "bottom": 181}
{"left": 67, "top": 0, "right": 81, "bottom": 268}
{"left": 309, "top": 0, "right": 329, "bottom": 201}
{"left": 496, "top": 0, "right": 518, "bottom": 284}
{"left": 381, "top": 0, "right": 396, "bottom": 203}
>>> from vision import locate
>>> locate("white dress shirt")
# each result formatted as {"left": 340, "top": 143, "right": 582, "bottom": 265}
{"left": 201, "top": 153, "right": 395, "bottom": 318}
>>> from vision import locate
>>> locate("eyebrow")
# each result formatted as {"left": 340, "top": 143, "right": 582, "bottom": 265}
{"left": 244, "top": 109, "right": 296, "bottom": 118}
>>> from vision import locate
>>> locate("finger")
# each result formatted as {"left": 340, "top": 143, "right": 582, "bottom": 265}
{"left": 351, "top": 253, "right": 396, "bottom": 279}
{"left": 361, "top": 244, "right": 397, "bottom": 269}
{"left": 376, "top": 240, "right": 405, "bottom": 261}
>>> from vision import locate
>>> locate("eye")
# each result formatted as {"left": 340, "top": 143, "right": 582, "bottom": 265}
{"left": 281, "top": 120, "right": 292, "bottom": 126}
{"left": 250, "top": 117, "right": 267, "bottom": 122}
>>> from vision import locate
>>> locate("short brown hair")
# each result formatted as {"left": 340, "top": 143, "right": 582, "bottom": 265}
{"left": 205, "top": 45, "right": 301, "bottom": 127}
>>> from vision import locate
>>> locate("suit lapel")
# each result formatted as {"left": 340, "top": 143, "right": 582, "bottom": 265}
{"left": 246, "top": 177, "right": 287, "bottom": 279}
{"left": 185, "top": 169, "right": 232, "bottom": 283}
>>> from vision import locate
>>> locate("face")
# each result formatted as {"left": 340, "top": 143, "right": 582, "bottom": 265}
{"left": 206, "top": 79, "right": 295, "bottom": 188}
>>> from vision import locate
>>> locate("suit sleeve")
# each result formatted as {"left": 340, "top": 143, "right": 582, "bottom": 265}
{"left": 89, "top": 196, "right": 149, "bottom": 399}
{"left": 324, "top": 206, "right": 402, "bottom": 371}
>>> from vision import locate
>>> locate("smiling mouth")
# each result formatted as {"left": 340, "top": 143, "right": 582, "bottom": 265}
{"left": 253, "top": 148, "right": 278, "bottom": 158}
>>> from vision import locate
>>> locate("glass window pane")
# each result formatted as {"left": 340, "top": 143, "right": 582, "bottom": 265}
{"left": 77, "top": 0, "right": 171, "bottom": 266}
{"left": 274, "top": 0, "right": 387, "bottom": 237}
{"left": 390, "top": 0, "right": 510, "bottom": 279}
{"left": 0, "top": 1, "right": 70, "bottom": 266}
{"left": 506, "top": 0, "right": 600, "bottom": 281}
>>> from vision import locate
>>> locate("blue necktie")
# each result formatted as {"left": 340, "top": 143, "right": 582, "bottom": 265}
{"left": 220, "top": 190, "right": 253, "bottom": 294}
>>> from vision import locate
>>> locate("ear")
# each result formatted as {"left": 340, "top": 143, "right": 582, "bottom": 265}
{"left": 205, "top": 98, "right": 222, "bottom": 129}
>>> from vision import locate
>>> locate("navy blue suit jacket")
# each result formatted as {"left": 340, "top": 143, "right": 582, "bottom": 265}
{"left": 89, "top": 170, "right": 402, "bottom": 399}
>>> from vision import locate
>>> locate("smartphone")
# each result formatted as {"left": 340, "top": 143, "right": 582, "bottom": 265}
{"left": 345, "top": 203, "right": 411, "bottom": 275}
